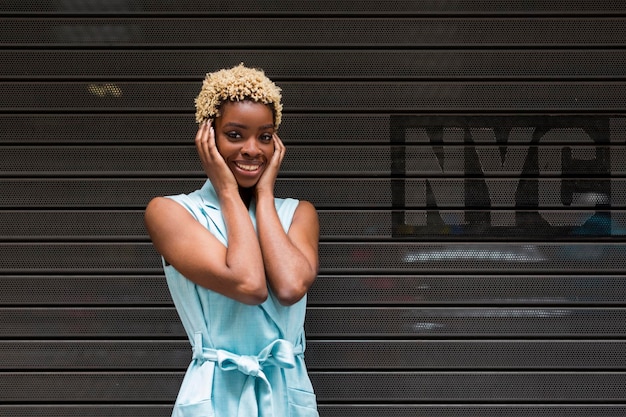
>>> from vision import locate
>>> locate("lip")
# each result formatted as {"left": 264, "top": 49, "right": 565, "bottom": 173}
{"left": 233, "top": 160, "right": 264, "bottom": 176}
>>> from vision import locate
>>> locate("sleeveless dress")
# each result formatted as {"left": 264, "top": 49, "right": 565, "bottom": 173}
{"left": 162, "top": 180, "right": 319, "bottom": 417}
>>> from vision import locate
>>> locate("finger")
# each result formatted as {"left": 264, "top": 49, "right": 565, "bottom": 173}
{"left": 195, "top": 120, "right": 207, "bottom": 146}
{"left": 273, "top": 132, "right": 284, "bottom": 147}
{"left": 273, "top": 134, "right": 286, "bottom": 161}
{"left": 205, "top": 122, "right": 230, "bottom": 172}
{"left": 195, "top": 121, "right": 207, "bottom": 166}
{"left": 197, "top": 121, "right": 213, "bottom": 170}
{"left": 207, "top": 122, "right": 218, "bottom": 158}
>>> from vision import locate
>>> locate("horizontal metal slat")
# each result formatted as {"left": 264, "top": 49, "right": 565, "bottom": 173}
{"left": 0, "top": 405, "right": 624, "bottom": 417}
{"left": 3, "top": 115, "right": 625, "bottom": 145}
{"left": 2, "top": 178, "right": 625, "bottom": 209}
{"left": 3, "top": 82, "right": 626, "bottom": 111}
{"left": 2, "top": 274, "right": 625, "bottom": 306}
{"left": 0, "top": 405, "right": 171, "bottom": 417}
{"left": 0, "top": 340, "right": 189, "bottom": 369}
{"left": 0, "top": 211, "right": 148, "bottom": 241}
{"left": 2, "top": 210, "right": 625, "bottom": 241}
{"left": 1, "top": 372, "right": 625, "bottom": 402}
{"left": 2, "top": 0, "right": 626, "bottom": 14}
{"left": 0, "top": 178, "right": 391, "bottom": 208}
{"left": 308, "top": 274, "right": 626, "bottom": 305}
{"left": 317, "top": 405, "right": 626, "bottom": 417}
{"left": 2, "top": 145, "right": 624, "bottom": 177}
{"left": 0, "top": 372, "right": 181, "bottom": 402}
{"left": 0, "top": 275, "right": 171, "bottom": 305}
{"left": 1, "top": 340, "right": 625, "bottom": 370}
{"left": 2, "top": 242, "right": 626, "bottom": 273}
{"left": 307, "top": 340, "right": 626, "bottom": 369}
{"left": 0, "top": 114, "right": 393, "bottom": 144}
{"left": 0, "top": 307, "right": 183, "bottom": 337}
{"left": 1, "top": 307, "right": 625, "bottom": 337}
{"left": 4, "top": 50, "right": 626, "bottom": 79}
{"left": 319, "top": 242, "right": 626, "bottom": 273}
{"left": 306, "top": 307, "right": 626, "bottom": 337}
{"left": 312, "top": 372, "right": 626, "bottom": 402}
{"left": 2, "top": 18, "right": 626, "bottom": 46}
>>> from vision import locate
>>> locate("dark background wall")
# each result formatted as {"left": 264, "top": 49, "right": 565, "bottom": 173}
{"left": 1, "top": 1, "right": 626, "bottom": 416}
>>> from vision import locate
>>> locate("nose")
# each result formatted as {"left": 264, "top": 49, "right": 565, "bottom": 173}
{"left": 241, "top": 137, "right": 261, "bottom": 157}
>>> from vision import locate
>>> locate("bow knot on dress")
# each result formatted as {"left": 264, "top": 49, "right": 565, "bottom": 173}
{"left": 234, "top": 355, "right": 261, "bottom": 376}
{"left": 192, "top": 333, "right": 303, "bottom": 417}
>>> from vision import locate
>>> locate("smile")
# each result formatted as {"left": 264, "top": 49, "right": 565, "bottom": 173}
{"left": 234, "top": 162, "right": 262, "bottom": 172}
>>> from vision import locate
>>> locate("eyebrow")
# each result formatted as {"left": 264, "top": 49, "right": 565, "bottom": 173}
{"left": 223, "top": 122, "right": 275, "bottom": 130}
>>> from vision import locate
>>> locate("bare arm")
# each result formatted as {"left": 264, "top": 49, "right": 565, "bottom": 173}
{"left": 145, "top": 196, "right": 267, "bottom": 304}
{"left": 254, "top": 133, "right": 320, "bottom": 305}
{"left": 144, "top": 122, "right": 267, "bottom": 305}
{"left": 255, "top": 197, "right": 320, "bottom": 305}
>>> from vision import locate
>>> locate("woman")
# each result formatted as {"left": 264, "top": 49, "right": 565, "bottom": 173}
{"left": 145, "top": 64, "right": 320, "bottom": 417}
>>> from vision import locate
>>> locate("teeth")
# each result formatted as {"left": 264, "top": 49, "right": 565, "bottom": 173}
{"left": 236, "top": 163, "right": 260, "bottom": 172}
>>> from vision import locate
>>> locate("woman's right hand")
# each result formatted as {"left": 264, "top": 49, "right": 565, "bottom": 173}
{"left": 195, "top": 121, "right": 239, "bottom": 197}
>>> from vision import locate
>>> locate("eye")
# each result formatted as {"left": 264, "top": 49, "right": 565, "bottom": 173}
{"left": 260, "top": 133, "right": 273, "bottom": 143}
{"left": 226, "top": 131, "right": 242, "bottom": 139}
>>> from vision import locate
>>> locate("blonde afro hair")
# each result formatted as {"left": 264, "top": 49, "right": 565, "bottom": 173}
{"left": 194, "top": 63, "right": 283, "bottom": 128}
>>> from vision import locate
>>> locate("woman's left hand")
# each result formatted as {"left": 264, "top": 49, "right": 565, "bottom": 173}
{"left": 255, "top": 133, "right": 285, "bottom": 197}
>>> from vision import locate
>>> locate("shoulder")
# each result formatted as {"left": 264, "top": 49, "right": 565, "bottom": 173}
{"left": 295, "top": 200, "right": 317, "bottom": 216}
{"left": 144, "top": 196, "right": 192, "bottom": 227}
{"left": 145, "top": 196, "right": 173, "bottom": 214}
{"left": 292, "top": 200, "right": 319, "bottom": 231}
{"left": 145, "top": 186, "right": 206, "bottom": 220}
{"left": 145, "top": 195, "right": 182, "bottom": 213}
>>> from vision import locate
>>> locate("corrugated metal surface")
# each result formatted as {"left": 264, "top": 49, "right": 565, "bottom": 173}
{"left": 1, "top": 1, "right": 625, "bottom": 415}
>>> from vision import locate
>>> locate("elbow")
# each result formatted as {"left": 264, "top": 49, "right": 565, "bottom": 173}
{"left": 273, "top": 269, "right": 318, "bottom": 306}
{"left": 237, "top": 275, "right": 269, "bottom": 305}
{"left": 242, "top": 290, "right": 268, "bottom": 305}
{"left": 274, "top": 286, "right": 307, "bottom": 306}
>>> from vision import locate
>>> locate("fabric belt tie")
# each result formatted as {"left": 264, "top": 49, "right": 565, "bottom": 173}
{"left": 192, "top": 332, "right": 303, "bottom": 417}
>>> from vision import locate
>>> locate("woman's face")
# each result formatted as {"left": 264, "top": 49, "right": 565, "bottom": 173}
{"left": 213, "top": 100, "right": 275, "bottom": 189}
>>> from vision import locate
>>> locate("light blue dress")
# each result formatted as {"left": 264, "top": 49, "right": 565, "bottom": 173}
{"left": 162, "top": 180, "right": 319, "bottom": 417}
